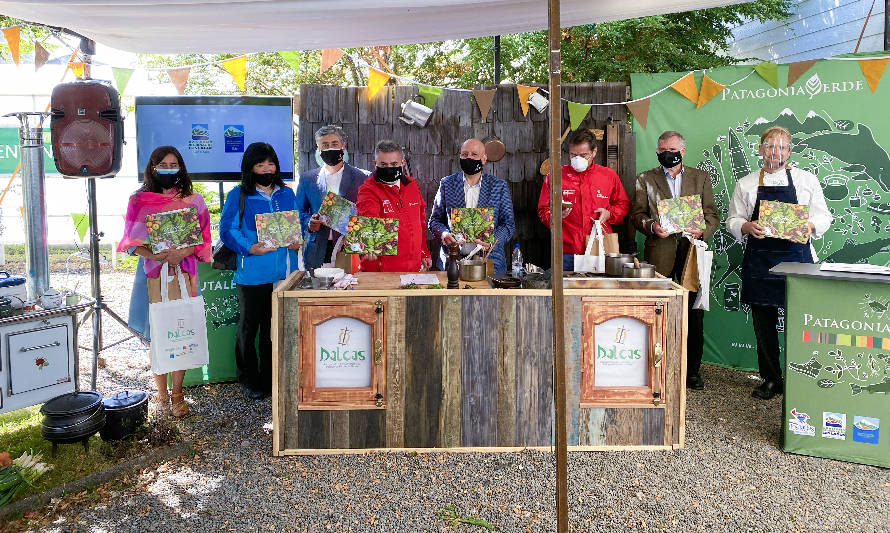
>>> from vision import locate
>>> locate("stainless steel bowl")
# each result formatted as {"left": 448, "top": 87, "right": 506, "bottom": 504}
{"left": 459, "top": 259, "right": 487, "bottom": 281}
{"left": 604, "top": 253, "right": 635, "bottom": 276}
{"left": 622, "top": 262, "right": 656, "bottom": 278}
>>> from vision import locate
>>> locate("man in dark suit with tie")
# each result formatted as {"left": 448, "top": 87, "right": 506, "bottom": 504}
{"left": 631, "top": 130, "right": 719, "bottom": 390}
{"left": 428, "top": 138, "right": 516, "bottom": 275}
{"left": 295, "top": 125, "right": 369, "bottom": 271}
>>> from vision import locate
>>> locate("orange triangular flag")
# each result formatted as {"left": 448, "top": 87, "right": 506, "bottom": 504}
{"left": 858, "top": 57, "right": 890, "bottom": 93}
{"left": 472, "top": 89, "right": 496, "bottom": 121}
{"left": 368, "top": 66, "right": 390, "bottom": 100}
{"left": 516, "top": 85, "right": 538, "bottom": 116}
{"left": 222, "top": 56, "right": 247, "bottom": 91}
{"left": 167, "top": 67, "right": 191, "bottom": 95}
{"left": 697, "top": 74, "right": 726, "bottom": 108}
{"left": 670, "top": 72, "right": 699, "bottom": 104}
{"left": 320, "top": 48, "right": 344, "bottom": 74}
{"left": 626, "top": 99, "right": 650, "bottom": 130}
{"left": 69, "top": 62, "right": 84, "bottom": 78}
{"left": 34, "top": 42, "right": 49, "bottom": 71}
{"left": 1, "top": 26, "right": 21, "bottom": 65}
{"left": 787, "top": 59, "right": 818, "bottom": 86}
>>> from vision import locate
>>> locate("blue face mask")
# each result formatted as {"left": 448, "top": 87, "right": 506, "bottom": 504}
{"left": 155, "top": 168, "right": 179, "bottom": 175}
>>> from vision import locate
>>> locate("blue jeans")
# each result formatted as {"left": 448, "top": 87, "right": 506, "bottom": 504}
{"left": 563, "top": 254, "right": 574, "bottom": 272}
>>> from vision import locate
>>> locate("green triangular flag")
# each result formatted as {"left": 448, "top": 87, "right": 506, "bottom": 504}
{"left": 112, "top": 67, "right": 134, "bottom": 95}
{"left": 417, "top": 85, "right": 443, "bottom": 107}
{"left": 567, "top": 101, "right": 592, "bottom": 131}
{"left": 71, "top": 213, "right": 89, "bottom": 242}
{"left": 754, "top": 62, "right": 779, "bottom": 89}
{"left": 279, "top": 51, "right": 302, "bottom": 73}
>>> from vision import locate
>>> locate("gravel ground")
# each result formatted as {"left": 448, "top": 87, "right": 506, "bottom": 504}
{"left": 7, "top": 263, "right": 890, "bottom": 532}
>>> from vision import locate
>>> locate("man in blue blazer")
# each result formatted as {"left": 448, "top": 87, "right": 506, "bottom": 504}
{"left": 428, "top": 138, "right": 516, "bottom": 275}
{"left": 295, "top": 125, "right": 370, "bottom": 271}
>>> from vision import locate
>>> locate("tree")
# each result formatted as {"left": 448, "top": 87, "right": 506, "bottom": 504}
{"left": 0, "top": 15, "right": 57, "bottom": 64}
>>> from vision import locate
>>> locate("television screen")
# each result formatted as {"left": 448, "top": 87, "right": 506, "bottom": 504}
{"left": 135, "top": 96, "right": 294, "bottom": 181}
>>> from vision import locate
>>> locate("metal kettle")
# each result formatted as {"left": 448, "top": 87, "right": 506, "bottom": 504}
{"left": 399, "top": 96, "right": 432, "bottom": 127}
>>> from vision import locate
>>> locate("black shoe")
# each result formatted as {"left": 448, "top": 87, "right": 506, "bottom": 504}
{"left": 752, "top": 380, "right": 783, "bottom": 400}
{"left": 686, "top": 374, "right": 705, "bottom": 390}
{"left": 242, "top": 384, "right": 265, "bottom": 400}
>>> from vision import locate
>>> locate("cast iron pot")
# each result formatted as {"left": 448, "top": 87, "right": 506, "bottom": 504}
{"left": 40, "top": 391, "right": 105, "bottom": 455}
{"left": 100, "top": 390, "right": 148, "bottom": 441}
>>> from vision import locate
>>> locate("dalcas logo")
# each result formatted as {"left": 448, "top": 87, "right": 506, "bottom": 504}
{"left": 721, "top": 73, "right": 865, "bottom": 101}
{"left": 318, "top": 326, "right": 367, "bottom": 363}
{"left": 596, "top": 325, "right": 642, "bottom": 360}
{"left": 167, "top": 317, "right": 195, "bottom": 340}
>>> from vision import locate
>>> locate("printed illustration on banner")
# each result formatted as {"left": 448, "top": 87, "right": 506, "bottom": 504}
{"left": 788, "top": 408, "right": 815, "bottom": 436}
{"left": 822, "top": 411, "right": 847, "bottom": 440}
{"left": 224, "top": 124, "right": 245, "bottom": 153}
{"left": 188, "top": 123, "right": 213, "bottom": 153}
{"left": 851, "top": 416, "right": 880, "bottom": 444}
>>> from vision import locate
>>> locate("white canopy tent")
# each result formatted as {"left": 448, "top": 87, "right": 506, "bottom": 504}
{"left": 1, "top": 0, "right": 746, "bottom": 54}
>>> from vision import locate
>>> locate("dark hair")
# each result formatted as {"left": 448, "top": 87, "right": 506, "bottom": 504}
{"left": 142, "top": 146, "right": 193, "bottom": 197}
{"left": 374, "top": 139, "right": 404, "bottom": 159}
{"left": 568, "top": 130, "right": 597, "bottom": 152}
{"left": 240, "top": 142, "right": 284, "bottom": 192}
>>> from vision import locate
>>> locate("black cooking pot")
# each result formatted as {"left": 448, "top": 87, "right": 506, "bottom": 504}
{"left": 40, "top": 391, "right": 105, "bottom": 454}
{"left": 100, "top": 390, "right": 148, "bottom": 441}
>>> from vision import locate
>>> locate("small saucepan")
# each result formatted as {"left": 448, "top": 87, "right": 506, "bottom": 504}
{"left": 622, "top": 262, "right": 656, "bottom": 278}
{"left": 459, "top": 259, "right": 487, "bottom": 281}
{"left": 604, "top": 253, "right": 635, "bottom": 276}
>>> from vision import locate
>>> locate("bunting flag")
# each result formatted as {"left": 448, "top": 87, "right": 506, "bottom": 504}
{"left": 71, "top": 213, "right": 89, "bottom": 243}
{"left": 567, "top": 100, "right": 592, "bottom": 130}
{"left": 670, "top": 73, "right": 699, "bottom": 104}
{"left": 367, "top": 66, "right": 390, "bottom": 99}
{"left": 472, "top": 89, "right": 496, "bottom": 121}
{"left": 516, "top": 85, "right": 538, "bottom": 116}
{"left": 858, "top": 57, "right": 890, "bottom": 93}
{"left": 278, "top": 51, "right": 302, "bottom": 73}
{"left": 417, "top": 85, "right": 443, "bottom": 107}
{"left": 112, "top": 67, "right": 134, "bottom": 95}
{"left": 696, "top": 74, "right": 726, "bottom": 108}
{"left": 167, "top": 67, "right": 191, "bottom": 95}
{"left": 222, "top": 56, "right": 247, "bottom": 91}
{"left": 754, "top": 61, "right": 779, "bottom": 88}
{"left": 320, "top": 48, "right": 344, "bottom": 74}
{"left": 68, "top": 62, "right": 84, "bottom": 78}
{"left": 626, "top": 98, "right": 650, "bottom": 130}
{"left": 1, "top": 26, "right": 21, "bottom": 65}
{"left": 34, "top": 42, "right": 49, "bottom": 71}
{"left": 787, "top": 59, "right": 819, "bottom": 86}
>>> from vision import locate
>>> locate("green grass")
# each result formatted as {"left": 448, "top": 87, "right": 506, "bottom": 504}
{"left": 0, "top": 405, "right": 153, "bottom": 506}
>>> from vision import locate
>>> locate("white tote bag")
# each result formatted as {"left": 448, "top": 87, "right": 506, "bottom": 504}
{"left": 149, "top": 264, "right": 210, "bottom": 374}
{"left": 573, "top": 220, "right": 606, "bottom": 273}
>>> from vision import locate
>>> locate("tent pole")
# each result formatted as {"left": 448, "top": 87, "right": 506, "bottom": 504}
{"left": 548, "top": 0, "right": 569, "bottom": 531}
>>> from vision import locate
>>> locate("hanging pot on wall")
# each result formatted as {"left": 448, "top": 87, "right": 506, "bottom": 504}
{"left": 399, "top": 96, "right": 433, "bottom": 127}
{"left": 100, "top": 390, "right": 148, "bottom": 441}
{"left": 40, "top": 391, "right": 105, "bottom": 455}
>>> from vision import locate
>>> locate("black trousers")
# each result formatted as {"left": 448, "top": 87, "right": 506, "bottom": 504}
{"left": 235, "top": 283, "right": 273, "bottom": 392}
{"left": 670, "top": 238, "right": 703, "bottom": 378}
{"left": 750, "top": 303, "right": 783, "bottom": 383}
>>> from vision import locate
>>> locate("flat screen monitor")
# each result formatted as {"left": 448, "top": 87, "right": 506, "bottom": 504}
{"left": 135, "top": 95, "right": 294, "bottom": 181}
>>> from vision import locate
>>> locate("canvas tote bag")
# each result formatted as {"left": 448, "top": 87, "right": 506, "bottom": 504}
{"left": 573, "top": 220, "right": 606, "bottom": 272}
{"left": 149, "top": 264, "right": 210, "bottom": 374}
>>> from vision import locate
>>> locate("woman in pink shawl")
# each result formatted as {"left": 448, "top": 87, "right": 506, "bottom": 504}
{"left": 118, "top": 146, "right": 211, "bottom": 418}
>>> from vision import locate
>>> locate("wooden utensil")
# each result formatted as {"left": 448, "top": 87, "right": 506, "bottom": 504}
{"left": 538, "top": 126, "right": 572, "bottom": 175}
{"left": 482, "top": 238, "right": 499, "bottom": 263}
{"left": 633, "top": 257, "right": 641, "bottom": 268}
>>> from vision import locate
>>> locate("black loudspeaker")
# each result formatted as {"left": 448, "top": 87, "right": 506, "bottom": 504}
{"left": 50, "top": 80, "right": 123, "bottom": 178}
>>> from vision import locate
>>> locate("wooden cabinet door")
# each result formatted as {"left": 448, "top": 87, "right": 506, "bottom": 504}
{"left": 581, "top": 298, "right": 666, "bottom": 407}
{"left": 298, "top": 298, "right": 386, "bottom": 409}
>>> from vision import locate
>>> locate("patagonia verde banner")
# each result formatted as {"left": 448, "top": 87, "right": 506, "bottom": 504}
{"left": 180, "top": 263, "right": 238, "bottom": 387}
{"left": 0, "top": 127, "right": 57, "bottom": 174}
{"left": 631, "top": 52, "right": 890, "bottom": 370}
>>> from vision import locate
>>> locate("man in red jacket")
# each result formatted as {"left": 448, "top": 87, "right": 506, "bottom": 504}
{"left": 356, "top": 140, "right": 432, "bottom": 272}
{"left": 537, "top": 129, "right": 630, "bottom": 270}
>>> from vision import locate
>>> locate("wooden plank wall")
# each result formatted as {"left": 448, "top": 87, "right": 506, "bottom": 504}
{"left": 298, "top": 83, "right": 636, "bottom": 269}
{"left": 277, "top": 293, "right": 683, "bottom": 452}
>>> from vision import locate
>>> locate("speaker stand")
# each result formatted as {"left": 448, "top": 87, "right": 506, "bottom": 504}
{"left": 82, "top": 177, "right": 145, "bottom": 389}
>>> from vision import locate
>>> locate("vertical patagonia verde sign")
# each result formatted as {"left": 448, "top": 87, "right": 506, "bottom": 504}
{"left": 632, "top": 52, "right": 890, "bottom": 370}
{"left": 785, "top": 276, "right": 890, "bottom": 467}
{"left": 181, "top": 263, "right": 238, "bottom": 387}
{"left": 0, "top": 127, "right": 57, "bottom": 174}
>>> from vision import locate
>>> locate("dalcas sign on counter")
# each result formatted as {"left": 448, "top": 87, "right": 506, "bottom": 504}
{"left": 314, "top": 317, "right": 372, "bottom": 388}
{"left": 594, "top": 317, "right": 649, "bottom": 387}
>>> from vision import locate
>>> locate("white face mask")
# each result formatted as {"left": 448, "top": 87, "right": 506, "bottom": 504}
{"left": 570, "top": 155, "right": 589, "bottom": 172}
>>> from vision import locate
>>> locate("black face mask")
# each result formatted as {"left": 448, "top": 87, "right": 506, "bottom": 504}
{"left": 153, "top": 171, "right": 180, "bottom": 189}
{"left": 459, "top": 157, "right": 484, "bottom": 176}
{"left": 320, "top": 148, "right": 344, "bottom": 166}
{"left": 374, "top": 166, "right": 403, "bottom": 184}
{"left": 253, "top": 172, "right": 276, "bottom": 187}
{"left": 657, "top": 150, "right": 682, "bottom": 168}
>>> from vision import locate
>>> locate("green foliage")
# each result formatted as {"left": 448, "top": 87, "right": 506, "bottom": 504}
{"left": 0, "top": 16, "right": 60, "bottom": 64}
{"left": 436, "top": 505, "right": 495, "bottom": 531}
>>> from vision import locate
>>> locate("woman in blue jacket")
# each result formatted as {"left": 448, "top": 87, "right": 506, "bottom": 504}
{"left": 220, "top": 142, "right": 299, "bottom": 399}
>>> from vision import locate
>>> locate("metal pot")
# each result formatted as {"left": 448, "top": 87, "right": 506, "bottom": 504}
{"left": 459, "top": 259, "right": 487, "bottom": 281}
{"left": 100, "top": 390, "right": 148, "bottom": 441}
{"left": 604, "top": 253, "right": 635, "bottom": 276}
{"left": 622, "top": 262, "right": 656, "bottom": 278}
{"left": 40, "top": 391, "right": 105, "bottom": 454}
{"left": 399, "top": 96, "right": 433, "bottom": 127}
{"left": 521, "top": 272, "right": 551, "bottom": 289}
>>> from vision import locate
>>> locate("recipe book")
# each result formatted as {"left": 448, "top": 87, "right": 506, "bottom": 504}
{"left": 656, "top": 195, "right": 706, "bottom": 234}
{"left": 317, "top": 191, "right": 357, "bottom": 235}
{"left": 451, "top": 207, "right": 495, "bottom": 243}
{"left": 145, "top": 207, "right": 203, "bottom": 253}
{"left": 758, "top": 200, "right": 810, "bottom": 244}
{"left": 255, "top": 210, "right": 303, "bottom": 248}
{"left": 344, "top": 216, "right": 399, "bottom": 256}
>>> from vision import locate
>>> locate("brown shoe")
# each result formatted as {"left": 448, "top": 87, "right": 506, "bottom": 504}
{"left": 170, "top": 392, "right": 190, "bottom": 419}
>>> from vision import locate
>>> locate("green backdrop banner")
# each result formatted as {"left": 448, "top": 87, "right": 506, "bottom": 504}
{"left": 182, "top": 263, "right": 238, "bottom": 387}
{"left": 632, "top": 54, "right": 890, "bottom": 370}
{"left": 0, "top": 127, "right": 57, "bottom": 174}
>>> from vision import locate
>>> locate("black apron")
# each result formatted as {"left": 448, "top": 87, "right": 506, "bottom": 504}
{"left": 740, "top": 168, "right": 813, "bottom": 307}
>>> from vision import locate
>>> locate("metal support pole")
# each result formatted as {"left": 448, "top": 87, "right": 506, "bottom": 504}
{"left": 494, "top": 35, "right": 502, "bottom": 84}
{"left": 548, "top": 0, "right": 569, "bottom": 531}
{"left": 87, "top": 178, "right": 103, "bottom": 389}
{"left": 885, "top": 0, "right": 889, "bottom": 50}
